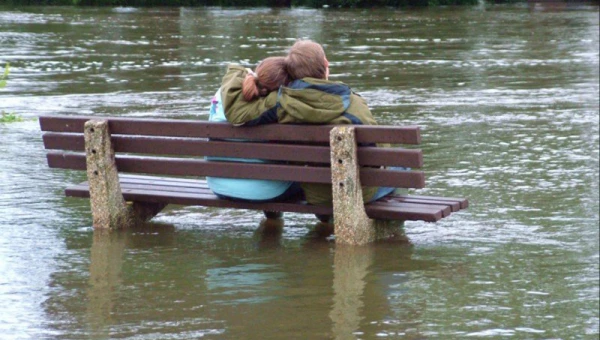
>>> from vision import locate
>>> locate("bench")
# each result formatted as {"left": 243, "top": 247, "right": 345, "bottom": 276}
{"left": 39, "top": 115, "right": 468, "bottom": 245}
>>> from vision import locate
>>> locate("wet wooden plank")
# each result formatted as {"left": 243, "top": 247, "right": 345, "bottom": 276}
{"left": 46, "top": 152, "right": 426, "bottom": 188}
{"left": 365, "top": 202, "right": 444, "bottom": 222}
{"left": 369, "top": 199, "right": 451, "bottom": 218}
{"left": 66, "top": 184, "right": 331, "bottom": 215}
{"left": 39, "top": 115, "right": 421, "bottom": 144}
{"left": 380, "top": 195, "right": 461, "bottom": 212}
{"left": 391, "top": 194, "right": 469, "bottom": 209}
{"left": 65, "top": 182, "right": 445, "bottom": 222}
{"left": 119, "top": 175, "right": 456, "bottom": 218}
{"left": 118, "top": 175, "right": 461, "bottom": 215}
{"left": 42, "top": 132, "right": 423, "bottom": 168}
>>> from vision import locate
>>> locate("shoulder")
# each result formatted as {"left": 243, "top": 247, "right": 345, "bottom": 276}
{"left": 295, "top": 77, "right": 347, "bottom": 86}
{"left": 287, "top": 78, "right": 352, "bottom": 96}
{"left": 226, "top": 64, "right": 246, "bottom": 72}
{"left": 221, "top": 65, "right": 249, "bottom": 90}
{"left": 223, "top": 64, "right": 248, "bottom": 78}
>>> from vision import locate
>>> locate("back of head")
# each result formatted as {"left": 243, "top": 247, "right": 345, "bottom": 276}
{"left": 285, "top": 40, "right": 327, "bottom": 80}
{"left": 242, "top": 57, "right": 290, "bottom": 101}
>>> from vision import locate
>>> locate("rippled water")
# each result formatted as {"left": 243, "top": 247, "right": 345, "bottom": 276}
{"left": 1, "top": 4, "right": 598, "bottom": 339}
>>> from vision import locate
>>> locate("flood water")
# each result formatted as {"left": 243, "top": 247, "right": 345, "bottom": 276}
{"left": 1, "top": 3, "right": 599, "bottom": 339}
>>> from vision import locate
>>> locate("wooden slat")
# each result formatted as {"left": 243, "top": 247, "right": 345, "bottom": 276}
{"left": 122, "top": 181, "right": 217, "bottom": 195}
{"left": 116, "top": 175, "right": 463, "bottom": 213}
{"left": 382, "top": 195, "right": 461, "bottom": 212}
{"left": 118, "top": 175, "right": 460, "bottom": 209}
{"left": 365, "top": 203, "right": 444, "bottom": 222}
{"left": 65, "top": 184, "right": 333, "bottom": 215}
{"left": 43, "top": 133, "right": 86, "bottom": 151}
{"left": 65, "top": 182, "right": 445, "bottom": 222}
{"left": 46, "top": 152, "right": 426, "bottom": 188}
{"left": 71, "top": 175, "right": 463, "bottom": 219}
{"left": 103, "top": 180, "right": 458, "bottom": 216}
{"left": 47, "top": 152, "right": 331, "bottom": 183}
{"left": 372, "top": 200, "right": 451, "bottom": 218}
{"left": 393, "top": 194, "right": 469, "bottom": 209}
{"left": 42, "top": 132, "right": 424, "bottom": 168}
{"left": 120, "top": 174, "right": 208, "bottom": 187}
{"left": 39, "top": 116, "right": 421, "bottom": 144}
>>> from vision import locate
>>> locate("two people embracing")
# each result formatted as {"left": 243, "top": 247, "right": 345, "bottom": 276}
{"left": 207, "top": 40, "right": 400, "bottom": 221}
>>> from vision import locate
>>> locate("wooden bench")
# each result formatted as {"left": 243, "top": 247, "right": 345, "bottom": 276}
{"left": 39, "top": 115, "right": 468, "bottom": 245}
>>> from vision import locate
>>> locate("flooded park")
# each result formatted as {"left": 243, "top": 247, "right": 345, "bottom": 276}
{"left": 0, "top": 3, "right": 598, "bottom": 339}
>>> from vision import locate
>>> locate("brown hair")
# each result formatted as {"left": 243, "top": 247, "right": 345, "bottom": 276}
{"left": 285, "top": 40, "right": 327, "bottom": 80}
{"left": 242, "top": 57, "right": 290, "bottom": 101}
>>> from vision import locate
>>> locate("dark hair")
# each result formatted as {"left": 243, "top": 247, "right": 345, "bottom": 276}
{"left": 242, "top": 57, "right": 290, "bottom": 101}
{"left": 285, "top": 40, "right": 327, "bottom": 80}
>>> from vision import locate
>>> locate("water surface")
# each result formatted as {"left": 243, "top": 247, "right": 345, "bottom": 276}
{"left": 0, "top": 4, "right": 598, "bottom": 339}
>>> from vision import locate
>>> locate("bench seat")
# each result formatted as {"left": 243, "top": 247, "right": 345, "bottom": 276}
{"left": 64, "top": 174, "right": 467, "bottom": 222}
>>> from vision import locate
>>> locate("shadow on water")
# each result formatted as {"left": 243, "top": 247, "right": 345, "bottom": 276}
{"left": 45, "top": 219, "right": 437, "bottom": 339}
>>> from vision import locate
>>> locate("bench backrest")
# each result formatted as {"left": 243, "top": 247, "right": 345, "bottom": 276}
{"left": 40, "top": 116, "right": 426, "bottom": 189}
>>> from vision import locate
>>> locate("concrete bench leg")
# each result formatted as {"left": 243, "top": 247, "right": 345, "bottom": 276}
{"left": 84, "top": 120, "right": 165, "bottom": 229}
{"left": 330, "top": 126, "right": 374, "bottom": 245}
{"left": 330, "top": 126, "right": 400, "bottom": 245}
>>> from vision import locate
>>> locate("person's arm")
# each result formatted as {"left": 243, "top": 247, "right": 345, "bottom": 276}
{"left": 347, "top": 92, "right": 378, "bottom": 126}
{"left": 220, "top": 64, "right": 280, "bottom": 126}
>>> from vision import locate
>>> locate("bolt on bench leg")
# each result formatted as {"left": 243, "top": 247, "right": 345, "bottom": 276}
{"left": 84, "top": 120, "right": 164, "bottom": 229}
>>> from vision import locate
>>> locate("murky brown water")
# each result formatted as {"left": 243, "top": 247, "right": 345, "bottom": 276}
{"left": 1, "top": 4, "right": 598, "bottom": 339}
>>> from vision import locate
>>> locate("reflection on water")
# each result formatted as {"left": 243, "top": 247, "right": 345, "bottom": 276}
{"left": 55, "top": 224, "right": 418, "bottom": 339}
{"left": 87, "top": 229, "right": 127, "bottom": 338}
{"left": 330, "top": 246, "right": 374, "bottom": 339}
{"left": 0, "top": 4, "right": 598, "bottom": 339}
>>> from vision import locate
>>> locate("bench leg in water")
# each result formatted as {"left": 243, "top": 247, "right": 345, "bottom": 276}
{"left": 263, "top": 211, "right": 283, "bottom": 219}
{"left": 84, "top": 120, "right": 165, "bottom": 229}
{"left": 330, "top": 126, "right": 401, "bottom": 245}
{"left": 373, "top": 220, "right": 406, "bottom": 240}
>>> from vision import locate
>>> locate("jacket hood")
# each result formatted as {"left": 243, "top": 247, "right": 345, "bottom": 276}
{"left": 277, "top": 78, "right": 353, "bottom": 124}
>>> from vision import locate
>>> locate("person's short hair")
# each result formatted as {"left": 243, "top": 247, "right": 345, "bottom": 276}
{"left": 285, "top": 40, "right": 327, "bottom": 80}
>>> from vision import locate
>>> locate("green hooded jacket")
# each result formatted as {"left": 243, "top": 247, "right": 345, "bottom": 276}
{"left": 220, "top": 64, "right": 378, "bottom": 205}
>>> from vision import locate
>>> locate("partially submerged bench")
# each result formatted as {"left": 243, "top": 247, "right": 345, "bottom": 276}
{"left": 40, "top": 115, "right": 468, "bottom": 245}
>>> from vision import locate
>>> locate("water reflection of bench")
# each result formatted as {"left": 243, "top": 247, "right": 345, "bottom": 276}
{"left": 39, "top": 115, "right": 467, "bottom": 245}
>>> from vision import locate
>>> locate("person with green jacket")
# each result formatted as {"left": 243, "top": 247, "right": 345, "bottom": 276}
{"left": 206, "top": 57, "right": 303, "bottom": 212}
{"left": 221, "top": 40, "right": 397, "bottom": 211}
